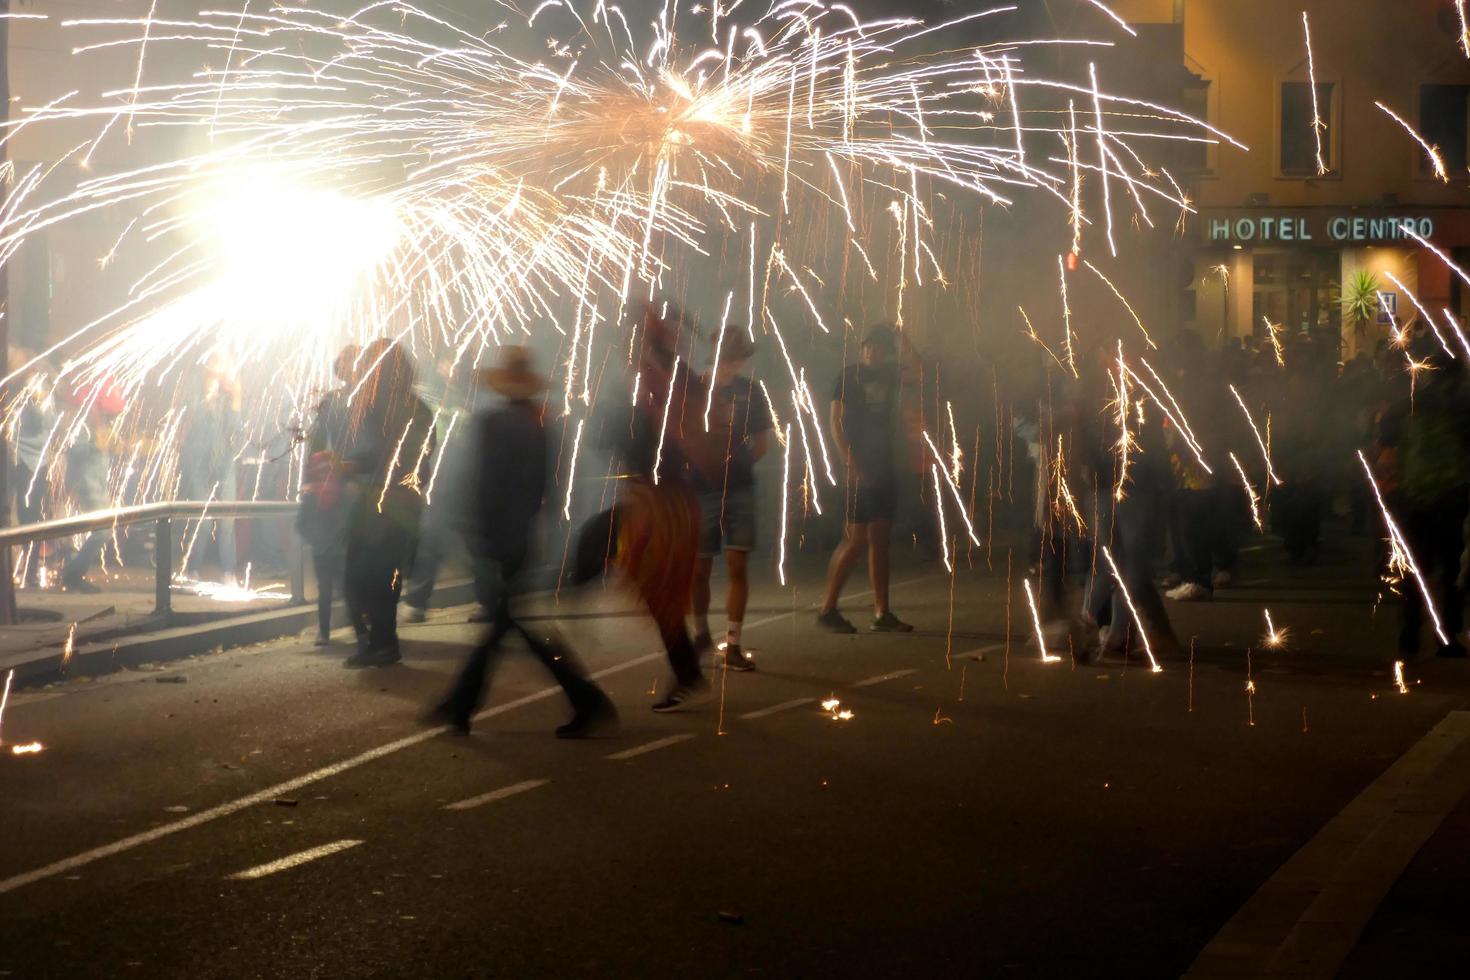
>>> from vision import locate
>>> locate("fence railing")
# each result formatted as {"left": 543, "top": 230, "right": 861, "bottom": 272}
{"left": 0, "top": 500, "right": 303, "bottom": 617}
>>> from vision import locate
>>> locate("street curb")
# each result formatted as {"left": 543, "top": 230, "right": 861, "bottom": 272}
{"left": 5, "top": 579, "right": 480, "bottom": 686}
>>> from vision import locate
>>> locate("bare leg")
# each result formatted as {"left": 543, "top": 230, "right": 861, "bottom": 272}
{"left": 820, "top": 522, "right": 870, "bottom": 613}
{"left": 692, "top": 554, "right": 714, "bottom": 637}
{"left": 868, "top": 519, "right": 892, "bottom": 615}
{"left": 725, "top": 549, "right": 750, "bottom": 624}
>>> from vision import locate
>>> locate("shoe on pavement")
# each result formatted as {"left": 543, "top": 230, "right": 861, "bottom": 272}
{"left": 422, "top": 699, "right": 473, "bottom": 735}
{"left": 1165, "top": 582, "right": 1212, "bottom": 602}
{"left": 312, "top": 631, "right": 331, "bottom": 647}
{"left": 869, "top": 611, "right": 914, "bottom": 633}
{"left": 693, "top": 631, "right": 715, "bottom": 656}
{"left": 344, "top": 644, "right": 402, "bottom": 669}
{"left": 721, "top": 644, "right": 756, "bottom": 672}
{"left": 651, "top": 678, "right": 711, "bottom": 713}
{"left": 816, "top": 609, "right": 857, "bottom": 634}
{"left": 400, "top": 604, "right": 427, "bottom": 624}
{"left": 467, "top": 604, "right": 493, "bottom": 624}
{"left": 556, "top": 697, "right": 621, "bottom": 738}
{"left": 1211, "top": 570, "right": 1233, "bottom": 589}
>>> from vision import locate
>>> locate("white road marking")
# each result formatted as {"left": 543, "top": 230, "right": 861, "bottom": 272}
{"left": 852, "top": 668, "right": 917, "bottom": 688}
{"left": 740, "top": 697, "right": 816, "bottom": 719}
{"left": 1185, "top": 710, "right": 1470, "bottom": 978}
{"left": 606, "top": 734, "right": 696, "bottom": 760}
{"left": 444, "top": 778, "right": 550, "bottom": 812}
{"left": 226, "top": 840, "right": 363, "bottom": 881}
{"left": 0, "top": 649, "right": 662, "bottom": 896}
{"left": 0, "top": 573, "right": 946, "bottom": 896}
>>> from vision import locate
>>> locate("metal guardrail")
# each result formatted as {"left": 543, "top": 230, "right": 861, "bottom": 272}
{"left": 0, "top": 500, "right": 304, "bottom": 618}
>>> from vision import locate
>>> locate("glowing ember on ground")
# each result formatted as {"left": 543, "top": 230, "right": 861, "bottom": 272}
{"left": 10, "top": 741, "right": 44, "bottom": 756}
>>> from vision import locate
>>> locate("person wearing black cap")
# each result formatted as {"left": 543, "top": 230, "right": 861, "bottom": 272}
{"left": 691, "top": 325, "right": 772, "bottom": 671}
{"left": 817, "top": 324, "right": 914, "bottom": 633}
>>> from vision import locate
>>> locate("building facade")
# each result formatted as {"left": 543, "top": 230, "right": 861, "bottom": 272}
{"left": 1116, "top": 0, "right": 1470, "bottom": 360}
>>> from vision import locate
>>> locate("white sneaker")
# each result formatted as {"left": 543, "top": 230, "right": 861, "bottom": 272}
{"left": 1166, "top": 582, "right": 1211, "bottom": 601}
{"left": 400, "top": 604, "right": 427, "bottom": 624}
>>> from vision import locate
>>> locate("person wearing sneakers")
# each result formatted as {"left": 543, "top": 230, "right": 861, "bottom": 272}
{"left": 816, "top": 324, "right": 914, "bottom": 634}
{"left": 691, "top": 326, "right": 773, "bottom": 672}
{"left": 427, "top": 347, "right": 617, "bottom": 737}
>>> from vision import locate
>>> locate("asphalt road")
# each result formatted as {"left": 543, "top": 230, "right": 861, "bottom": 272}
{"left": 2, "top": 544, "right": 1469, "bottom": 978}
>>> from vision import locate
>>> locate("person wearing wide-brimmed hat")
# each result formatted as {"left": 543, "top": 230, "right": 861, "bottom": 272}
{"left": 690, "top": 324, "right": 772, "bottom": 671}
{"left": 427, "top": 345, "right": 617, "bottom": 737}
{"left": 816, "top": 323, "right": 915, "bottom": 633}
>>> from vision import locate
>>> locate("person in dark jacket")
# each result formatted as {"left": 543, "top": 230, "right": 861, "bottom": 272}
{"left": 427, "top": 347, "right": 616, "bottom": 737}
{"left": 340, "top": 340, "right": 435, "bottom": 667}
{"left": 298, "top": 343, "right": 359, "bottom": 645}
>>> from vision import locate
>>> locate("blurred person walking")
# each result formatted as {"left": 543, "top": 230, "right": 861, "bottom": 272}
{"left": 298, "top": 344, "right": 359, "bottom": 645}
{"left": 60, "top": 379, "right": 125, "bottom": 593}
{"left": 427, "top": 347, "right": 616, "bottom": 737}
{"left": 816, "top": 324, "right": 914, "bottom": 634}
{"left": 179, "top": 353, "right": 242, "bottom": 581}
{"left": 340, "top": 340, "right": 435, "bottom": 668}
{"left": 690, "top": 326, "right": 772, "bottom": 672}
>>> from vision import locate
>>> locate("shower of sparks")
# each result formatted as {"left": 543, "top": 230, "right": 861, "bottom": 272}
{"left": 174, "top": 577, "right": 291, "bottom": 603}
{"left": 1058, "top": 255, "right": 1079, "bottom": 374}
{"left": 62, "top": 623, "right": 78, "bottom": 670}
{"left": 1357, "top": 450, "right": 1450, "bottom": 647}
{"left": 1229, "top": 452, "right": 1264, "bottom": 531}
{"left": 1112, "top": 342, "right": 1132, "bottom": 500}
{"left": 0, "top": 669, "right": 13, "bottom": 747}
{"left": 1052, "top": 436, "right": 1087, "bottom": 533}
{"left": 652, "top": 356, "right": 680, "bottom": 487}
{"left": 1083, "top": 0, "right": 1138, "bottom": 37}
{"left": 1383, "top": 271, "right": 1455, "bottom": 357}
{"left": 1084, "top": 260, "right": 1156, "bottom": 349}
{"left": 11, "top": 741, "right": 45, "bottom": 756}
{"left": 946, "top": 402, "right": 962, "bottom": 484}
{"left": 563, "top": 418, "right": 586, "bottom": 520}
{"left": 1263, "top": 317, "right": 1286, "bottom": 366}
{"left": 1023, "top": 579, "right": 1062, "bottom": 663}
{"left": 931, "top": 465, "right": 952, "bottom": 573}
{"left": 1376, "top": 101, "right": 1449, "bottom": 182}
{"left": 776, "top": 422, "right": 792, "bottom": 586}
{"left": 0, "top": 0, "right": 1235, "bottom": 555}
{"left": 921, "top": 431, "right": 982, "bottom": 546}
{"left": 821, "top": 697, "right": 853, "bottom": 721}
{"left": 1100, "top": 545, "right": 1161, "bottom": 673}
{"left": 1459, "top": 0, "right": 1470, "bottom": 58}
{"left": 1228, "top": 384, "right": 1282, "bottom": 486}
{"left": 1263, "top": 609, "right": 1286, "bottom": 649}
{"left": 1302, "top": 11, "right": 1328, "bottom": 176}
{"left": 1393, "top": 660, "right": 1410, "bottom": 695}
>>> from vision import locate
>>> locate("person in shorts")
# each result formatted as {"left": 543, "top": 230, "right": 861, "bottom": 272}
{"left": 817, "top": 324, "right": 914, "bottom": 633}
{"left": 692, "top": 326, "right": 772, "bottom": 671}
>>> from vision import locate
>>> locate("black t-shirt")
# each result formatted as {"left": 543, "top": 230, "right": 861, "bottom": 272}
{"left": 833, "top": 362, "right": 898, "bottom": 473}
{"left": 698, "top": 375, "right": 774, "bottom": 491}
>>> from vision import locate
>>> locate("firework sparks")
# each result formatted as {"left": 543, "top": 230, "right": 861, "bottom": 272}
{"left": 1393, "top": 660, "right": 1410, "bottom": 695}
{"left": 1229, "top": 452, "right": 1263, "bottom": 531}
{"left": 1357, "top": 451, "right": 1450, "bottom": 647}
{"left": 0, "top": 669, "right": 12, "bottom": 747}
{"left": 1100, "top": 545, "right": 1161, "bottom": 673}
{"left": 1228, "top": 384, "right": 1282, "bottom": 486}
{"left": 11, "top": 741, "right": 45, "bottom": 756}
{"left": 1023, "top": 579, "right": 1062, "bottom": 664}
{"left": 1263, "top": 609, "right": 1287, "bottom": 649}
{"left": 1302, "top": 11, "right": 1329, "bottom": 176}
{"left": 1376, "top": 101, "right": 1449, "bottom": 182}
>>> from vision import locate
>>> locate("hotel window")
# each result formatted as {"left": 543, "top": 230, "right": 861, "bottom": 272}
{"left": 1280, "top": 81, "right": 1335, "bottom": 175}
{"left": 1419, "top": 83, "right": 1469, "bottom": 176}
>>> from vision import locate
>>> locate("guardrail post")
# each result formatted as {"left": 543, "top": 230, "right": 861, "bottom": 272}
{"left": 154, "top": 516, "right": 172, "bottom": 618}
{"left": 288, "top": 526, "right": 306, "bottom": 606}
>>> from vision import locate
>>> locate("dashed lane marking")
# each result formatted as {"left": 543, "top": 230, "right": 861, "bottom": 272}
{"left": 226, "top": 840, "right": 363, "bottom": 881}
{"left": 739, "top": 697, "right": 815, "bottom": 719}
{"left": 606, "top": 734, "right": 696, "bottom": 760}
{"left": 444, "top": 779, "right": 550, "bottom": 812}
{"left": 852, "top": 668, "right": 917, "bottom": 688}
{"left": 0, "top": 572, "right": 946, "bottom": 896}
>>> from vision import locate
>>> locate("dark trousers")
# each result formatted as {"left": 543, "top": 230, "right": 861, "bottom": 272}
{"left": 313, "top": 550, "right": 344, "bottom": 638}
{"left": 1171, "top": 487, "right": 1237, "bottom": 587}
{"left": 401, "top": 507, "right": 494, "bottom": 611}
{"left": 1273, "top": 480, "right": 1324, "bottom": 562}
{"left": 1088, "top": 482, "right": 1172, "bottom": 641}
{"left": 1400, "top": 494, "right": 1468, "bottom": 654}
{"left": 344, "top": 506, "right": 419, "bottom": 653}
{"left": 441, "top": 557, "right": 605, "bottom": 717}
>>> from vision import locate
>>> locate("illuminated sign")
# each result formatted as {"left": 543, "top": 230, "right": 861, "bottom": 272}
{"left": 1203, "top": 211, "right": 1436, "bottom": 245}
